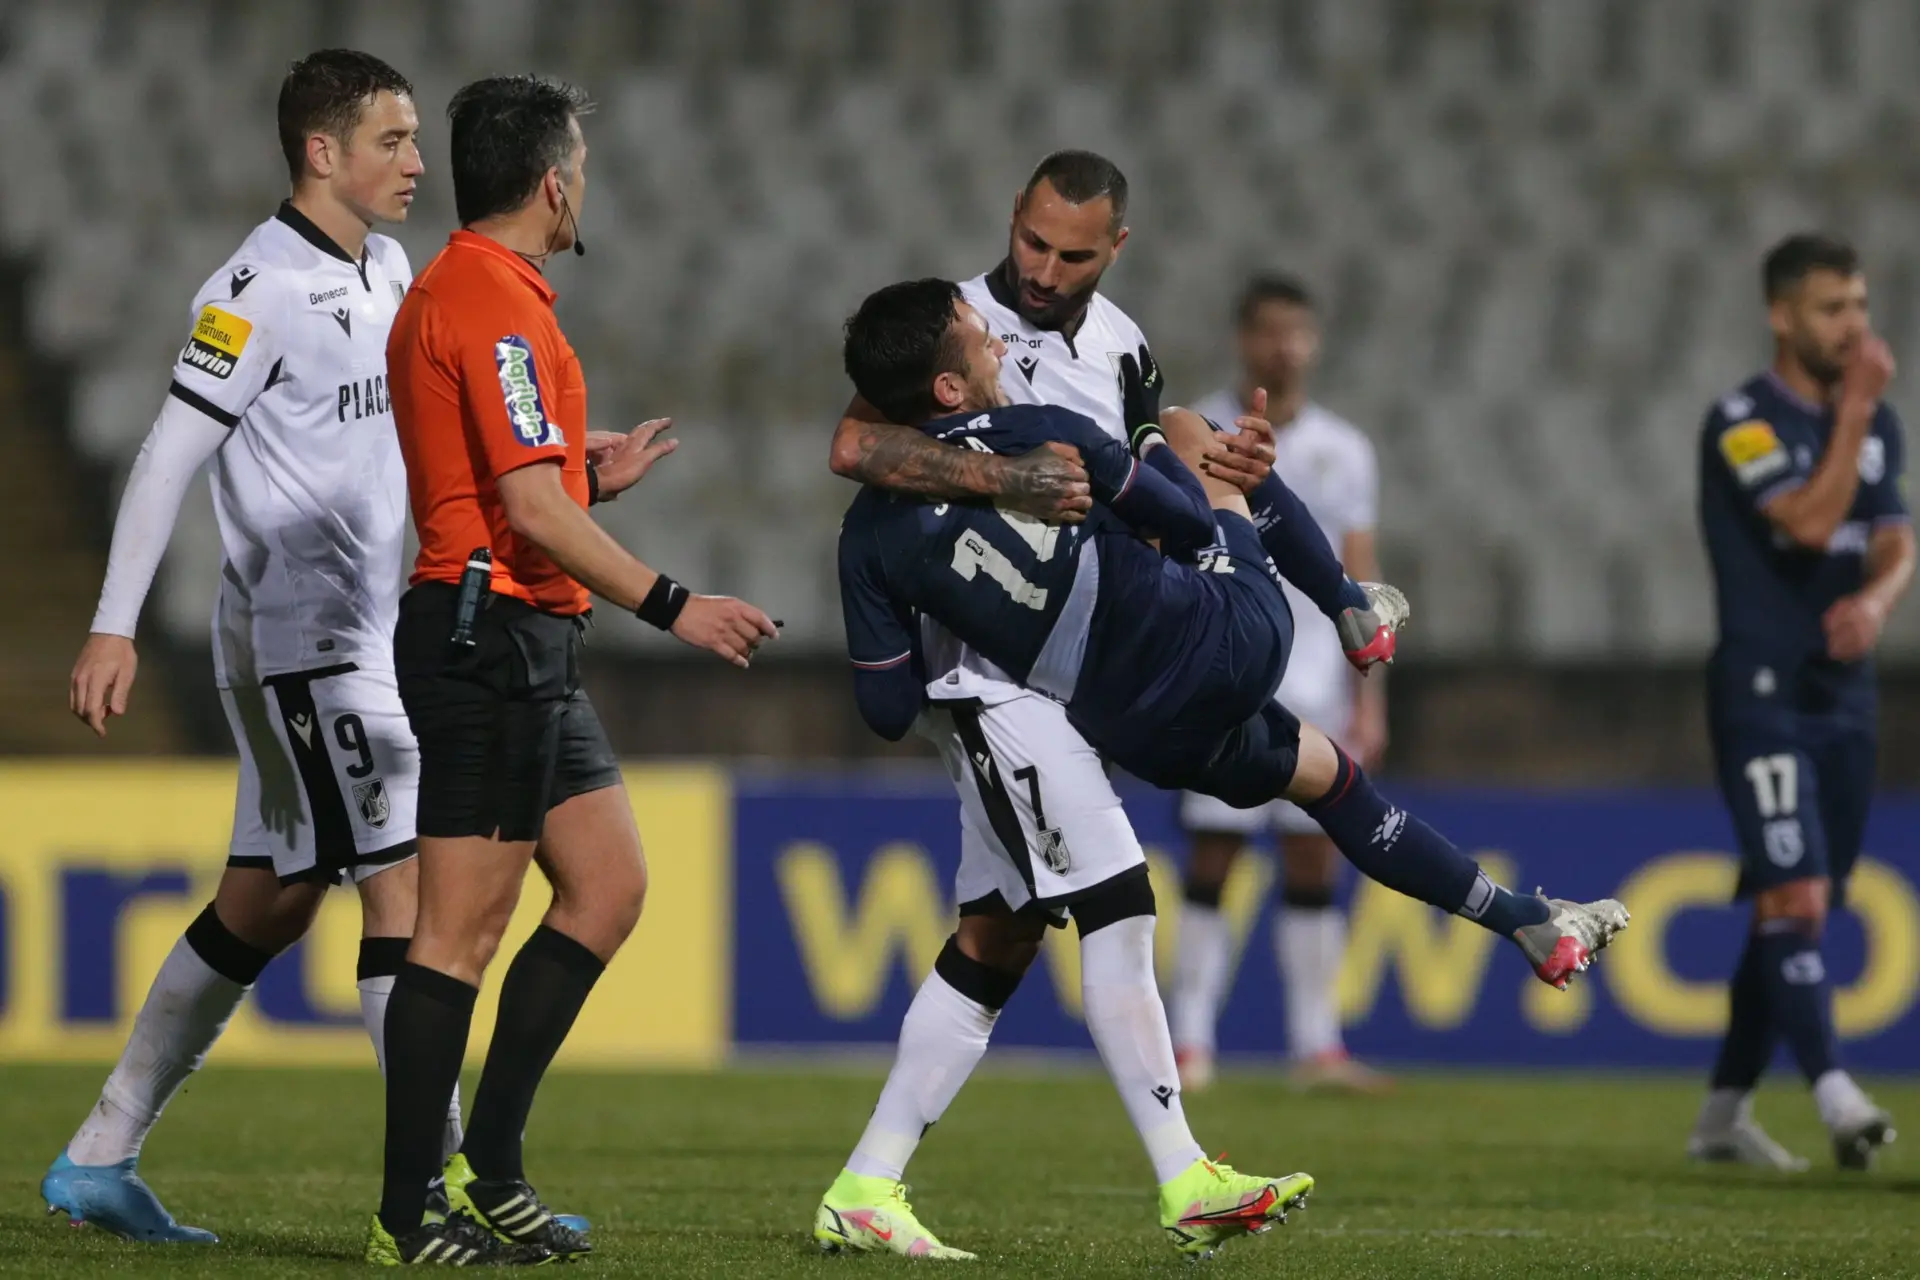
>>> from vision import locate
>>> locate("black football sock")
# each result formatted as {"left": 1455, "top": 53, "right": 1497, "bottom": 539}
{"left": 1301, "top": 749, "right": 1550, "bottom": 937}
{"left": 1709, "top": 934, "right": 1776, "bottom": 1092}
{"left": 1754, "top": 923, "right": 1838, "bottom": 1084}
{"left": 462, "top": 925, "right": 606, "bottom": 1183}
{"left": 379, "top": 963, "right": 477, "bottom": 1237}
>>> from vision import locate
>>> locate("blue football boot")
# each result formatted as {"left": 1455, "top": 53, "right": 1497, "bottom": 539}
{"left": 41, "top": 1153, "right": 218, "bottom": 1243}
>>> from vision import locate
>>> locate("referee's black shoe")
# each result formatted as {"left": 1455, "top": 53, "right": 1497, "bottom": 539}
{"left": 365, "top": 1208, "right": 553, "bottom": 1265}
{"left": 445, "top": 1155, "right": 591, "bottom": 1260}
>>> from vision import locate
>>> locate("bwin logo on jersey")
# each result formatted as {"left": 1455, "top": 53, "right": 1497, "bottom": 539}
{"left": 495, "top": 335, "right": 562, "bottom": 447}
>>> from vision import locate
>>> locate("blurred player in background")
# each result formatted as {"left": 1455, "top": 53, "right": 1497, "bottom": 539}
{"left": 44, "top": 50, "right": 445, "bottom": 1244}
{"left": 1171, "top": 275, "right": 1389, "bottom": 1094}
{"left": 1689, "top": 234, "right": 1913, "bottom": 1171}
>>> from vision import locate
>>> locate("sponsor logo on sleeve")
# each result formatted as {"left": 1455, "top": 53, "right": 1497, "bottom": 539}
{"left": 494, "top": 335, "right": 564, "bottom": 448}
{"left": 180, "top": 305, "right": 253, "bottom": 380}
{"left": 1718, "top": 419, "right": 1789, "bottom": 486}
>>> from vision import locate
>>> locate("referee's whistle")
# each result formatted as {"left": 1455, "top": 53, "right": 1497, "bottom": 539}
{"left": 449, "top": 548, "right": 494, "bottom": 649}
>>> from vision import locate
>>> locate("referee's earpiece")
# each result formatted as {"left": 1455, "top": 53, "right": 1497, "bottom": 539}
{"left": 561, "top": 189, "right": 585, "bottom": 258}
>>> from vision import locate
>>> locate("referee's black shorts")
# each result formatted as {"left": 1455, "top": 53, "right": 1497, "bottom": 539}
{"left": 393, "top": 581, "right": 622, "bottom": 842}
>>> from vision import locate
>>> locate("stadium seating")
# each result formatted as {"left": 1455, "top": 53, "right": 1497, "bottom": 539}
{"left": 9, "top": 0, "right": 1920, "bottom": 657}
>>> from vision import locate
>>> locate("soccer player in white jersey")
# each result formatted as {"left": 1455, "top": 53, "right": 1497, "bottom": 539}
{"left": 820, "top": 152, "right": 1291, "bottom": 1261}
{"left": 1172, "top": 274, "right": 1391, "bottom": 1094}
{"left": 44, "top": 51, "right": 448, "bottom": 1243}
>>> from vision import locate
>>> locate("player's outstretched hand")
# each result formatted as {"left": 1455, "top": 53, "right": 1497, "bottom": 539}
{"left": 1823, "top": 591, "right": 1888, "bottom": 663}
{"left": 999, "top": 442, "right": 1092, "bottom": 524}
{"left": 1841, "top": 333, "right": 1896, "bottom": 408}
{"left": 71, "top": 632, "right": 137, "bottom": 738}
{"left": 671, "top": 595, "right": 780, "bottom": 668}
{"left": 591, "top": 418, "right": 678, "bottom": 500}
{"left": 1118, "top": 346, "right": 1163, "bottom": 436}
{"left": 1201, "top": 386, "right": 1278, "bottom": 492}
{"left": 1336, "top": 582, "right": 1411, "bottom": 674}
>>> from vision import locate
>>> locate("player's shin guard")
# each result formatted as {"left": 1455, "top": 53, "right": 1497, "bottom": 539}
{"left": 462, "top": 925, "right": 605, "bottom": 1184}
{"left": 1078, "top": 877, "right": 1207, "bottom": 1185}
{"left": 1753, "top": 921, "right": 1838, "bottom": 1085}
{"left": 66, "top": 904, "right": 273, "bottom": 1167}
{"left": 846, "top": 937, "right": 1019, "bottom": 1181}
{"left": 1301, "top": 750, "right": 1550, "bottom": 937}
{"left": 379, "top": 963, "right": 477, "bottom": 1237}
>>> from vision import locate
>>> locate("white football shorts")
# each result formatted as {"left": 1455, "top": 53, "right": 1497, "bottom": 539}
{"left": 219, "top": 663, "right": 419, "bottom": 884}
{"left": 922, "top": 693, "right": 1146, "bottom": 918}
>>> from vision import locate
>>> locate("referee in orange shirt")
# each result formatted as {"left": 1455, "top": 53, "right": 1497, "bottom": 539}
{"left": 369, "top": 76, "right": 776, "bottom": 1264}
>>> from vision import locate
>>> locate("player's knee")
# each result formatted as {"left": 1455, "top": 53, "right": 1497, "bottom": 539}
{"left": 1753, "top": 878, "right": 1830, "bottom": 933}
{"left": 213, "top": 870, "right": 326, "bottom": 954}
{"left": 355, "top": 858, "right": 419, "bottom": 937}
{"left": 1073, "top": 869, "right": 1156, "bottom": 940}
{"left": 185, "top": 902, "right": 278, "bottom": 987}
{"left": 936, "top": 933, "right": 1026, "bottom": 1010}
{"left": 1183, "top": 832, "right": 1241, "bottom": 900}
{"left": 1280, "top": 836, "right": 1340, "bottom": 893}
{"left": 1159, "top": 407, "right": 1216, "bottom": 468}
{"left": 955, "top": 912, "right": 1046, "bottom": 977}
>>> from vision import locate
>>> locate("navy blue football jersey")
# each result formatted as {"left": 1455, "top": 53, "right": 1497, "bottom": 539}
{"left": 1698, "top": 371, "right": 1908, "bottom": 705}
{"left": 839, "top": 403, "right": 1255, "bottom": 740}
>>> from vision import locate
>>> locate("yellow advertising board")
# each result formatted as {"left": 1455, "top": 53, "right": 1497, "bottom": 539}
{"left": 0, "top": 763, "right": 728, "bottom": 1067}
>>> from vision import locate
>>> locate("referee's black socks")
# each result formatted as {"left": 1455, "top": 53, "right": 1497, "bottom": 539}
{"left": 462, "top": 925, "right": 607, "bottom": 1183}
{"left": 379, "top": 962, "right": 478, "bottom": 1236}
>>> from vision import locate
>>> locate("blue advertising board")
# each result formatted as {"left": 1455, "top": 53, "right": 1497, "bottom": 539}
{"left": 732, "top": 770, "right": 1920, "bottom": 1070}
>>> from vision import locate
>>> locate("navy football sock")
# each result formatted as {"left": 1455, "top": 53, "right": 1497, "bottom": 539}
{"left": 1709, "top": 934, "right": 1776, "bottom": 1092}
{"left": 1754, "top": 923, "right": 1837, "bottom": 1085}
{"left": 1301, "top": 751, "right": 1549, "bottom": 936}
{"left": 1243, "top": 470, "right": 1368, "bottom": 618}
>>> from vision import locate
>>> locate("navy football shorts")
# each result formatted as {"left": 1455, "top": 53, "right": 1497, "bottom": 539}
{"left": 1709, "top": 683, "right": 1876, "bottom": 903}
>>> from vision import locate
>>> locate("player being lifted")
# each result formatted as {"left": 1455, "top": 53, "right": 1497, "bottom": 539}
{"left": 1172, "top": 274, "right": 1389, "bottom": 1094}
{"left": 44, "top": 50, "right": 542, "bottom": 1243}
{"left": 819, "top": 279, "right": 1630, "bottom": 1260}
{"left": 1688, "top": 234, "right": 1912, "bottom": 1172}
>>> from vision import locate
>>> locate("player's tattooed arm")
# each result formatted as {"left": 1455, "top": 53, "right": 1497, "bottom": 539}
{"left": 830, "top": 398, "right": 1092, "bottom": 523}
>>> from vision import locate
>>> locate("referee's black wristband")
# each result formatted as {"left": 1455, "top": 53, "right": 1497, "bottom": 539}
{"left": 636, "top": 574, "right": 690, "bottom": 630}
{"left": 586, "top": 464, "right": 603, "bottom": 504}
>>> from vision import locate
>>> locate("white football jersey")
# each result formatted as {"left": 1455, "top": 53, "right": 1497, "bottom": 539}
{"left": 1192, "top": 391, "right": 1378, "bottom": 727}
{"left": 167, "top": 203, "right": 412, "bottom": 686}
{"left": 921, "top": 266, "right": 1152, "bottom": 703}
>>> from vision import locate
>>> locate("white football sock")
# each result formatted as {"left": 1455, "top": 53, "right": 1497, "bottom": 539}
{"left": 1695, "top": 1086, "right": 1751, "bottom": 1134}
{"left": 1813, "top": 1069, "right": 1874, "bottom": 1131}
{"left": 361, "top": 969, "right": 464, "bottom": 1162}
{"left": 845, "top": 970, "right": 998, "bottom": 1181}
{"left": 1277, "top": 905, "right": 1345, "bottom": 1060}
{"left": 1170, "top": 900, "right": 1232, "bottom": 1054}
{"left": 1082, "top": 915, "right": 1206, "bottom": 1185}
{"left": 66, "top": 936, "right": 249, "bottom": 1166}
{"left": 359, "top": 973, "right": 396, "bottom": 1073}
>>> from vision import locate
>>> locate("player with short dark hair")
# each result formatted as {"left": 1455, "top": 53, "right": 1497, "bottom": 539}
{"left": 1687, "top": 233, "right": 1913, "bottom": 1172}
{"left": 1171, "top": 272, "right": 1390, "bottom": 1094}
{"left": 368, "top": 72, "right": 776, "bottom": 1265}
{"left": 817, "top": 279, "right": 1629, "bottom": 1259}
{"left": 46, "top": 48, "right": 440, "bottom": 1245}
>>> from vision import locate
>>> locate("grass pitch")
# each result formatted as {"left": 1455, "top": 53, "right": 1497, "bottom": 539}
{"left": 0, "top": 1062, "right": 1915, "bottom": 1277}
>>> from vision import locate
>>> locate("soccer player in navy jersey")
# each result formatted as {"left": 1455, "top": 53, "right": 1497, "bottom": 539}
{"left": 1688, "top": 234, "right": 1913, "bottom": 1172}
{"left": 813, "top": 279, "right": 1630, "bottom": 1259}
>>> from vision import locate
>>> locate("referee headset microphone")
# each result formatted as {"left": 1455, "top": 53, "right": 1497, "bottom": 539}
{"left": 562, "top": 188, "right": 584, "bottom": 257}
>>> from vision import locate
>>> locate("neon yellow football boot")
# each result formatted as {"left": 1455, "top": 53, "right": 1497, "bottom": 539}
{"left": 813, "top": 1169, "right": 976, "bottom": 1260}
{"left": 1158, "top": 1156, "right": 1313, "bottom": 1258}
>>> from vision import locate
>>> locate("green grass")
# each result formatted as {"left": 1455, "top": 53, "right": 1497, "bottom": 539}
{"left": 0, "top": 1063, "right": 1916, "bottom": 1276}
